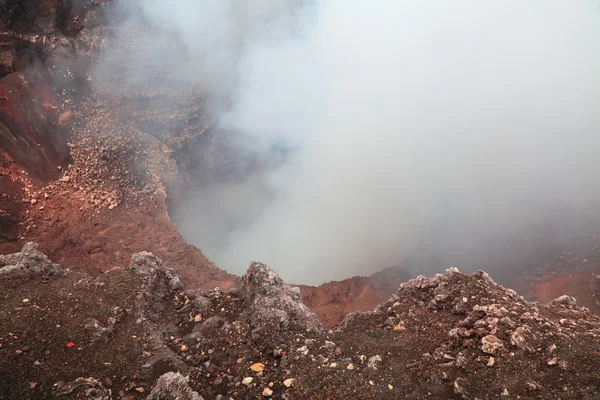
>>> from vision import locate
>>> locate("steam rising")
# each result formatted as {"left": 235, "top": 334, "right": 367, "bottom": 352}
{"left": 102, "top": 1, "right": 600, "bottom": 284}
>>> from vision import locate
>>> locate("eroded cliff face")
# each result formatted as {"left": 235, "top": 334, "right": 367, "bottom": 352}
{"left": 1, "top": 244, "right": 600, "bottom": 399}
{"left": 0, "top": 0, "right": 238, "bottom": 291}
{"left": 0, "top": 0, "right": 104, "bottom": 181}
{"left": 0, "top": 0, "right": 95, "bottom": 35}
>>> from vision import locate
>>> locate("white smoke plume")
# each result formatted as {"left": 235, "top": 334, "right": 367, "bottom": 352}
{"left": 101, "top": 1, "right": 600, "bottom": 284}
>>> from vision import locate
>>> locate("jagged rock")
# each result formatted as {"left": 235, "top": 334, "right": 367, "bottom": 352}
{"left": 0, "top": 251, "right": 20, "bottom": 268}
{"left": 53, "top": 377, "right": 111, "bottom": 399}
{"left": 122, "top": 253, "right": 190, "bottom": 379}
{"left": 550, "top": 295, "right": 576, "bottom": 306}
{"left": 558, "top": 359, "right": 568, "bottom": 370}
{"left": 340, "top": 311, "right": 371, "bottom": 330}
{"left": 191, "top": 296, "right": 212, "bottom": 314}
{"left": 0, "top": 242, "right": 62, "bottom": 277}
{"left": 193, "top": 315, "right": 225, "bottom": 335}
{"left": 448, "top": 327, "right": 472, "bottom": 341}
{"left": 129, "top": 252, "right": 183, "bottom": 291}
{"left": 481, "top": 335, "right": 504, "bottom": 354}
{"left": 509, "top": 326, "right": 529, "bottom": 351}
{"left": 367, "top": 355, "right": 382, "bottom": 368}
{"left": 238, "top": 262, "right": 321, "bottom": 341}
{"left": 146, "top": 372, "right": 203, "bottom": 400}
{"left": 455, "top": 352, "right": 468, "bottom": 369}
{"left": 119, "top": 252, "right": 184, "bottom": 322}
{"left": 140, "top": 352, "right": 189, "bottom": 382}
{"left": 83, "top": 318, "right": 114, "bottom": 343}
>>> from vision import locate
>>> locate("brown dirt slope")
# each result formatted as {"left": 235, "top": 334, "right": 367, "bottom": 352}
{"left": 1, "top": 244, "right": 599, "bottom": 399}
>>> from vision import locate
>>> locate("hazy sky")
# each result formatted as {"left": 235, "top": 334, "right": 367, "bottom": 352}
{"left": 106, "top": 1, "right": 600, "bottom": 284}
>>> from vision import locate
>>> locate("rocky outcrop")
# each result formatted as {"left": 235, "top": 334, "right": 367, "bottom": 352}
{"left": 238, "top": 261, "right": 322, "bottom": 341}
{"left": 129, "top": 251, "right": 183, "bottom": 293}
{"left": 123, "top": 251, "right": 189, "bottom": 380}
{"left": 0, "top": 241, "right": 61, "bottom": 276}
{"left": 1, "top": 246, "right": 599, "bottom": 399}
{"left": 550, "top": 294, "right": 577, "bottom": 306}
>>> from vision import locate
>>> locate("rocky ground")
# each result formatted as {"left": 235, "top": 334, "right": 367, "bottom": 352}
{"left": 1, "top": 243, "right": 600, "bottom": 399}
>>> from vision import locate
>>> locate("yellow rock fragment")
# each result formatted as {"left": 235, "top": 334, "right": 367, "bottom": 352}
{"left": 283, "top": 378, "right": 295, "bottom": 388}
{"left": 250, "top": 362, "right": 265, "bottom": 372}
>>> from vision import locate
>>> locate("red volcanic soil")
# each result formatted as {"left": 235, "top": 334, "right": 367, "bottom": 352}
{"left": 513, "top": 248, "right": 600, "bottom": 315}
{"left": 299, "top": 277, "right": 393, "bottom": 328}
{"left": 0, "top": 91, "right": 238, "bottom": 291}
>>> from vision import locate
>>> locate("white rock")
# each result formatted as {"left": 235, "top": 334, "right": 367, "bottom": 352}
{"left": 242, "top": 377, "right": 253, "bottom": 385}
{"left": 283, "top": 378, "right": 295, "bottom": 388}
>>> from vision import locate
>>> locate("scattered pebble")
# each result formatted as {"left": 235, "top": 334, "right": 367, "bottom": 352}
{"left": 242, "top": 377, "right": 253, "bottom": 386}
{"left": 283, "top": 378, "right": 295, "bottom": 388}
{"left": 250, "top": 362, "right": 265, "bottom": 372}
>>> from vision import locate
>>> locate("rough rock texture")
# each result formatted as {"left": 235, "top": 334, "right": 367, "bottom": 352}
{"left": 0, "top": 241, "right": 62, "bottom": 276}
{"left": 146, "top": 372, "right": 203, "bottom": 400}
{"left": 238, "top": 262, "right": 322, "bottom": 341}
{"left": 550, "top": 295, "right": 577, "bottom": 306}
{"left": 122, "top": 251, "right": 190, "bottom": 380}
{"left": 53, "top": 377, "right": 111, "bottom": 399}
{"left": 1, "top": 248, "right": 600, "bottom": 399}
{"left": 129, "top": 251, "right": 183, "bottom": 293}
{"left": 481, "top": 335, "right": 503, "bottom": 354}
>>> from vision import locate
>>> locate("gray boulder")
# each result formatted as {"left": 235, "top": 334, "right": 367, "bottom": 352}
{"left": 146, "top": 372, "right": 203, "bottom": 400}
{"left": 0, "top": 242, "right": 62, "bottom": 277}
{"left": 238, "top": 262, "right": 322, "bottom": 340}
{"left": 550, "top": 295, "right": 576, "bottom": 307}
